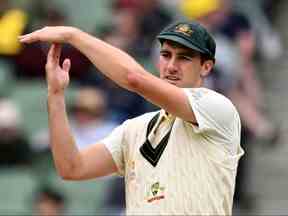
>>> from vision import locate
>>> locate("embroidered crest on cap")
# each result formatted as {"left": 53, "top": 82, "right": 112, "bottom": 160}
{"left": 174, "top": 24, "right": 193, "bottom": 36}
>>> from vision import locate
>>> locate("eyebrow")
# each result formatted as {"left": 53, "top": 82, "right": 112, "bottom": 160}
{"left": 177, "top": 51, "right": 200, "bottom": 57}
{"left": 160, "top": 49, "right": 169, "bottom": 53}
{"left": 160, "top": 49, "right": 200, "bottom": 58}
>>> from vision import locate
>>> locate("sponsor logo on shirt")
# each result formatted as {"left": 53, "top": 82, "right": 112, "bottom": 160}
{"left": 127, "top": 160, "right": 136, "bottom": 181}
{"left": 146, "top": 182, "right": 165, "bottom": 203}
{"left": 190, "top": 89, "right": 208, "bottom": 100}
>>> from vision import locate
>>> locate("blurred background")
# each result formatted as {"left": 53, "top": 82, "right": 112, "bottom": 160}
{"left": 0, "top": 0, "right": 287, "bottom": 215}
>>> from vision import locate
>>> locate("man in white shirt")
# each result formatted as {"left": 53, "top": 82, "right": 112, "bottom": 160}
{"left": 19, "top": 20, "right": 244, "bottom": 215}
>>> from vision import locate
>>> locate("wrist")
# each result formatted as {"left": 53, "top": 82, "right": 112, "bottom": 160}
{"left": 47, "top": 91, "right": 66, "bottom": 114}
{"left": 66, "top": 27, "right": 81, "bottom": 45}
{"left": 47, "top": 89, "right": 65, "bottom": 100}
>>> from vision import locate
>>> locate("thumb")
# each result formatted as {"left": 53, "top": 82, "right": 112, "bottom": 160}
{"left": 62, "top": 58, "right": 71, "bottom": 73}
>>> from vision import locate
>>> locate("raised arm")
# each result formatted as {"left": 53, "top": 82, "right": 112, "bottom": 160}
{"left": 44, "top": 43, "right": 117, "bottom": 180}
{"left": 19, "top": 26, "right": 197, "bottom": 123}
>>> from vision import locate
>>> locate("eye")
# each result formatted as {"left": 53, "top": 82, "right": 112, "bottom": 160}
{"left": 178, "top": 55, "right": 193, "bottom": 61}
{"left": 160, "top": 51, "right": 170, "bottom": 59}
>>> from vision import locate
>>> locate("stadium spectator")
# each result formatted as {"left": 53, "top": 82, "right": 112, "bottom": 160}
{"left": 0, "top": 98, "right": 32, "bottom": 166}
{"left": 33, "top": 185, "right": 66, "bottom": 216}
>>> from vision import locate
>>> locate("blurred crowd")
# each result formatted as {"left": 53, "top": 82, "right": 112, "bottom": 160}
{"left": 0, "top": 0, "right": 283, "bottom": 214}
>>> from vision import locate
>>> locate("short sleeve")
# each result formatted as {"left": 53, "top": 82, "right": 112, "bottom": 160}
{"left": 183, "top": 88, "right": 240, "bottom": 142}
{"left": 100, "top": 121, "right": 128, "bottom": 176}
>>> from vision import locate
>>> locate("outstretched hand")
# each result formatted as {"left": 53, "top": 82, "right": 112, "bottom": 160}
{"left": 19, "top": 26, "right": 76, "bottom": 44}
{"left": 46, "top": 43, "right": 71, "bottom": 95}
{"left": 18, "top": 27, "right": 74, "bottom": 94}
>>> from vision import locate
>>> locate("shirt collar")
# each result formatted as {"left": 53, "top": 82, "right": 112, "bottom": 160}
{"left": 160, "top": 109, "right": 174, "bottom": 122}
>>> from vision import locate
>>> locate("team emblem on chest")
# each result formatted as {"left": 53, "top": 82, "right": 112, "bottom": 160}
{"left": 145, "top": 181, "right": 166, "bottom": 203}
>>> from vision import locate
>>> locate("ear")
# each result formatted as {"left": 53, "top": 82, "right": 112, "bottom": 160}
{"left": 200, "top": 60, "right": 214, "bottom": 77}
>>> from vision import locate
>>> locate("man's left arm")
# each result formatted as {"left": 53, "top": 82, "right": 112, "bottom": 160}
{"left": 19, "top": 27, "right": 196, "bottom": 123}
{"left": 68, "top": 29, "right": 198, "bottom": 122}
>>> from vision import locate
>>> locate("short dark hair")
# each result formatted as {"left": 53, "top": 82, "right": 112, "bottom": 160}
{"left": 200, "top": 53, "right": 215, "bottom": 64}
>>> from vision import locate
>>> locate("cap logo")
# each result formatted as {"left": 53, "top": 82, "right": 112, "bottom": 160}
{"left": 174, "top": 24, "right": 193, "bottom": 36}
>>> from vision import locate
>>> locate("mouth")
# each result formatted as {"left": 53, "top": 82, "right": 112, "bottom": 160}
{"left": 164, "top": 76, "right": 180, "bottom": 84}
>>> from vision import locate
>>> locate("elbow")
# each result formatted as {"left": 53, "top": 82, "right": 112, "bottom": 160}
{"left": 57, "top": 169, "right": 75, "bottom": 180}
{"left": 59, "top": 170, "right": 82, "bottom": 181}
{"left": 60, "top": 174, "right": 73, "bottom": 181}
{"left": 61, "top": 176, "right": 78, "bottom": 181}
{"left": 55, "top": 164, "right": 82, "bottom": 181}
{"left": 125, "top": 69, "right": 142, "bottom": 92}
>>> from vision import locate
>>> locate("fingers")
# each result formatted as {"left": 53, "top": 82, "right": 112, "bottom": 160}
{"left": 62, "top": 58, "right": 71, "bottom": 73}
{"left": 46, "top": 44, "right": 70, "bottom": 73}
{"left": 54, "top": 43, "right": 62, "bottom": 65}
{"left": 47, "top": 43, "right": 55, "bottom": 65}
{"left": 47, "top": 43, "right": 62, "bottom": 64}
{"left": 19, "top": 31, "right": 40, "bottom": 43}
{"left": 46, "top": 43, "right": 61, "bottom": 74}
{"left": 46, "top": 44, "right": 56, "bottom": 73}
{"left": 47, "top": 44, "right": 55, "bottom": 65}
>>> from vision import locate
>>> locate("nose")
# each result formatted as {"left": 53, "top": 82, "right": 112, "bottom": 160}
{"left": 167, "top": 58, "right": 178, "bottom": 74}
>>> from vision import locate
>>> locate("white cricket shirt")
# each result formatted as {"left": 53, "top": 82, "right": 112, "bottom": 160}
{"left": 101, "top": 87, "right": 244, "bottom": 215}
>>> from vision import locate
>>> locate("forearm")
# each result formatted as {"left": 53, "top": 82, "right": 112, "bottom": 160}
{"left": 47, "top": 92, "right": 82, "bottom": 179}
{"left": 67, "top": 28, "right": 145, "bottom": 90}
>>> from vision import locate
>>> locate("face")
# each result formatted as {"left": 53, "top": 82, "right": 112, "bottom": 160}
{"left": 158, "top": 41, "right": 213, "bottom": 88}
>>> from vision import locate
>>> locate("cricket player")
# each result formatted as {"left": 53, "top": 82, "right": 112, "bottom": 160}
{"left": 19, "top": 21, "right": 244, "bottom": 215}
